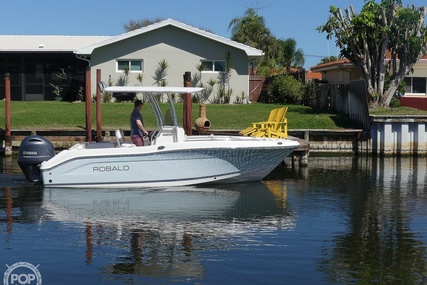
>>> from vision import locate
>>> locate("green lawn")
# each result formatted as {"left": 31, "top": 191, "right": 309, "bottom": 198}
{"left": 369, "top": 106, "right": 427, "bottom": 115}
{"left": 0, "top": 101, "right": 423, "bottom": 131}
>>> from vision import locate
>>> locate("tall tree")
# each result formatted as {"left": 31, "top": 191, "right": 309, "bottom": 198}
{"left": 318, "top": 0, "right": 427, "bottom": 108}
{"left": 276, "top": 38, "right": 305, "bottom": 72}
{"left": 229, "top": 8, "right": 304, "bottom": 76}
{"left": 228, "top": 8, "right": 273, "bottom": 53}
{"left": 257, "top": 37, "right": 305, "bottom": 76}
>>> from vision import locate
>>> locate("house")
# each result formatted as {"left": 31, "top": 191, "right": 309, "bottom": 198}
{"left": 310, "top": 59, "right": 360, "bottom": 84}
{"left": 310, "top": 56, "right": 427, "bottom": 110}
{"left": 0, "top": 19, "right": 263, "bottom": 103}
{"left": 0, "top": 35, "right": 111, "bottom": 101}
{"left": 77, "top": 19, "right": 263, "bottom": 103}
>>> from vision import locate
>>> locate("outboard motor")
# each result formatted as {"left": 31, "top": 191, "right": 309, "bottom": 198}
{"left": 18, "top": 135, "right": 55, "bottom": 182}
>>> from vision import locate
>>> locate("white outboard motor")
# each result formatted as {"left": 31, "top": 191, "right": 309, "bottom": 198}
{"left": 18, "top": 135, "right": 55, "bottom": 183}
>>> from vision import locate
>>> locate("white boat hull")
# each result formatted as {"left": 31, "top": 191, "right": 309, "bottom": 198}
{"left": 40, "top": 136, "right": 299, "bottom": 188}
{"left": 22, "top": 85, "right": 301, "bottom": 188}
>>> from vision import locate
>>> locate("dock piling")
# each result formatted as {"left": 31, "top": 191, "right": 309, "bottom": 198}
{"left": 4, "top": 73, "right": 12, "bottom": 156}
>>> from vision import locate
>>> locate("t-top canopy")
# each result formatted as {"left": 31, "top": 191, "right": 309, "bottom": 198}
{"left": 101, "top": 84, "right": 203, "bottom": 94}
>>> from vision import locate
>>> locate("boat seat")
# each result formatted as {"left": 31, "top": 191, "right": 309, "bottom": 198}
{"left": 98, "top": 81, "right": 107, "bottom": 93}
{"left": 115, "top": 129, "right": 124, "bottom": 147}
{"left": 114, "top": 129, "right": 139, "bottom": 147}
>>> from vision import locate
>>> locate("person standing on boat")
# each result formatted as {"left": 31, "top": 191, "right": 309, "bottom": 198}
{"left": 130, "top": 99, "right": 148, "bottom": 146}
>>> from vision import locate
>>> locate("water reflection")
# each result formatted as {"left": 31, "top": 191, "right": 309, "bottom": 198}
{"left": 282, "top": 156, "right": 427, "bottom": 285}
{"left": 52, "top": 182, "right": 294, "bottom": 279}
{"left": 0, "top": 173, "right": 295, "bottom": 282}
{"left": 1, "top": 156, "right": 427, "bottom": 284}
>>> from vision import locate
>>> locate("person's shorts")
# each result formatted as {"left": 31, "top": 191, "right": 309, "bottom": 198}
{"left": 131, "top": 135, "right": 144, "bottom": 146}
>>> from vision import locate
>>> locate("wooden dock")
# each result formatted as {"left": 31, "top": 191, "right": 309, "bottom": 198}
{"left": 288, "top": 136, "right": 309, "bottom": 166}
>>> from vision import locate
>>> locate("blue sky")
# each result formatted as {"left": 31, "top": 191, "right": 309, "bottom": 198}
{"left": 1, "top": 0, "right": 426, "bottom": 69}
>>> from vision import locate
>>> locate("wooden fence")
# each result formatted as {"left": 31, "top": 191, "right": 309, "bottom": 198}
{"left": 311, "top": 80, "right": 370, "bottom": 129}
{"left": 249, "top": 75, "right": 265, "bottom": 102}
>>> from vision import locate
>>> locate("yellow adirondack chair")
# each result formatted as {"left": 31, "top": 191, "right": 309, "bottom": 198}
{"left": 239, "top": 108, "right": 279, "bottom": 136}
{"left": 252, "top": 106, "right": 288, "bottom": 138}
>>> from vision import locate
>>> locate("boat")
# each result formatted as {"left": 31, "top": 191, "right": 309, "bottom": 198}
{"left": 18, "top": 85, "right": 299, "bottom": 188}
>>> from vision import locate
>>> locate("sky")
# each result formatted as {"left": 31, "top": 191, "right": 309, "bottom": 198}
{"left": 1, "top": 0, "right": 426, "bottom": 69}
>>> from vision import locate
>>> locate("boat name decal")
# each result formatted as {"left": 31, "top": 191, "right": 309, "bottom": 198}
{"left": 93, "top": 165, "right": 130, "bottom": 172}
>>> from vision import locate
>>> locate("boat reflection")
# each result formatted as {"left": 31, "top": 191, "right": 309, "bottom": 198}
{"left": 43, "top": 186, "right": 239, "bottom": 222}
{"left": 1, "top": 181, "right": 295, "bottom": 280}
{"left": 46, "top": 182, "right": 295, "bottom": 279}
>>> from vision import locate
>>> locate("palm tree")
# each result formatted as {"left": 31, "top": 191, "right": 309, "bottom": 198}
{"left": 276, "top": 38, "right": 305, "bottom": 73}
{"left": 228, "top": 8, "right": 272, "bottom": 52}
{"left": 256, "top": 38, "right": 304, "bottom": 76}
{"left": 229, "top": 9, "right": 304, "bottom": 76}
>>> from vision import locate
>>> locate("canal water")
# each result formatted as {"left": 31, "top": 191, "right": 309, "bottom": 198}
{"left": 1, "top": 155, "right": 427, "bottom": 284}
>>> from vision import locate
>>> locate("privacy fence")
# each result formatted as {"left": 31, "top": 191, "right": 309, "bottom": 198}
{"left": 310, "top": 80, "right": 370, "bottom": 130}
{"left": 309, "top": 80, "right": 427, "bottom": 155}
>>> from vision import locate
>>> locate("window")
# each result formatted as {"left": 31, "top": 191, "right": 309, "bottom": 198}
{"left": 404, "top": 77, "right": 427, "bottom": 94}
{"left": 117, "top": 60, "right": 143, "bottom": 72}
{"left": 201, "top": 60, "right": 226, "bottom": 72}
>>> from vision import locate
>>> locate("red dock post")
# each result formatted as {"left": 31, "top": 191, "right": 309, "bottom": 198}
{"left": 4, "top": 73, "right": 12, "bottom": 156}
{"left": 85, "top": 67, "right": 92, "bottom": 143}
{"left": 183, "top": 72, "right": 192, "bottom": 135}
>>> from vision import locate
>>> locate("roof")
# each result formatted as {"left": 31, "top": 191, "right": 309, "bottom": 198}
{"left": 310, "top": 59, "right": 355, "bottom": 72}
{"left": 0, "top": 35, "right": 112, "bottom": 52}
{"left": 306, "top": 70, "right": 322, "bottom": 80}
{"left": 311, "top": 54, "right": 427, "bottom": 72}
{"left": 76, "top": 18, "right": 264, "bottom": 57}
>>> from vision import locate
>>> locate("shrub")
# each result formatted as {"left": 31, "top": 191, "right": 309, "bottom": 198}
{"left": 261, "top": 75, "right": 304, "bottom": 104}
{"left": 390, "top": 96, "right": 401, "bottom": 108}
{"left": 102, "top": 93, "right": 113, "bottom": 103}
{"left": 303, "top": 80, "right": 325, "bottom": 106}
